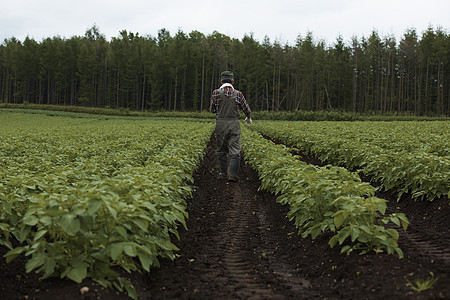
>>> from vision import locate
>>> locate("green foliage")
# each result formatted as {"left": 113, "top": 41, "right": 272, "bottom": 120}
{"left": 252, "top": 110, "right": 449, "bottom": 121}
{"left": 0, "top": 105, "right": 216, "bottom": 120}
{"left": 241, "top": 126, "right": 408, "bottom": 257}
{"left": 252, "top": 120, "right": 450, "bottom": 201}
{"left": 0, "top": 112, "right": 214, "bottom": 298}
{"left": 407, "top": 272, "right": 439, "bottom": 293}
{"left": 4, "top": 105, "right": 448, "bottom": 123}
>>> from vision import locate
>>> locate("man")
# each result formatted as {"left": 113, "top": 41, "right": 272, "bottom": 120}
{"left": 210, "top": 70, "right": 252, "bottom": 182}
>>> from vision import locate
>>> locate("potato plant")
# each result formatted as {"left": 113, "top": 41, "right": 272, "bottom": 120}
{"left": 242, "top": 127, "right": 409, "bottom": 257}
{"left": 0, "top": 112, "right": 214, "bottom": 298}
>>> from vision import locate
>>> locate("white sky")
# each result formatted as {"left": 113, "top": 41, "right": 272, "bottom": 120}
{"left": 1, "top": 0, "right": 449, "bottom": 46}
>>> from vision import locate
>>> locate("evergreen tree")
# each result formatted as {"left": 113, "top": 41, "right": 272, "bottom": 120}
{"left": 0, "top": 26, "right": 448, "bottom": 116}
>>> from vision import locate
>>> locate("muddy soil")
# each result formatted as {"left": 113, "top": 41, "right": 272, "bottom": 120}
{"left": 0, "top": 135, "right": 449, "bottom": 299}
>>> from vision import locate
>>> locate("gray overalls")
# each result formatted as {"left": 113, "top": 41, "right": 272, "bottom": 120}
{"left": 215, "top": 89, "right": 241, "bottom": 178}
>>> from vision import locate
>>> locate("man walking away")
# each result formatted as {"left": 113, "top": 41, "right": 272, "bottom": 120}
{"left": 210, "top": 70, "right": 252, "bottom": 182}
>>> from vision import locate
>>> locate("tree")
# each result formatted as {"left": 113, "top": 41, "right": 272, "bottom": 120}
{"left": 1, "top": 26, "right": 448, "bottom": 115}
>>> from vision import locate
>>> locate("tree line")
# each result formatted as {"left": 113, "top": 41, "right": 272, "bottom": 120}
{"left": 1, "top": 25, "right": 449, "bottom": 116}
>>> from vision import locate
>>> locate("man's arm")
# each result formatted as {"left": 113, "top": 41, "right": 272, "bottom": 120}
{"left": 237, "top": 92, "right": 251, "bottom": 118}
{"left": 210, "top": 90, "right": 219, "bottom": 113}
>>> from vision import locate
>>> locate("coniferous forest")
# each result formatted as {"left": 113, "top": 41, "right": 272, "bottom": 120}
{"left": 1, "top": 25, "right": 449, "bottom": 116}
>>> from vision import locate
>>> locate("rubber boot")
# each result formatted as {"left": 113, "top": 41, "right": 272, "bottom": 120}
{"left": 228, "top": 154, "right": 240, "bottom": 182}
{"left": 218, "top": 153, "right": 228, "bottom": 179}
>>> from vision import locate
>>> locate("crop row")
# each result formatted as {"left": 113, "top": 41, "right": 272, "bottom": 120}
{"left": 0, "top": 112, "right": 214, "bottom": 298}
{"left": 251, "top": 121, "right": 450, "bottom": 201}
{"left": 241, "top": 127, "right": 408, "bottom": 258}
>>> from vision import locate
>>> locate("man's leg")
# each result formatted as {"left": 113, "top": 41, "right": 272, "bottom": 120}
{"left": 218, "top": 152, "right": 228, "bottom": 179}
{"left": 228, "top": 153, "right": 240, "bottom": 182}
{"left": 227, "top": 121, "right": 241, "bottom": 182}
{"left": 215, "top": 122, "right": 229, "bottom": 179}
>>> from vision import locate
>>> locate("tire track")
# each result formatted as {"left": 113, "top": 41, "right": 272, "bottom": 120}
{"left": 211, "top": 180, "right": 283, "bottom": 299}
{"left": 396, "top": 227, "right": 450, "bottom": 265}
{"left": 190, "top": 135, "right": 310, "bottom": 299}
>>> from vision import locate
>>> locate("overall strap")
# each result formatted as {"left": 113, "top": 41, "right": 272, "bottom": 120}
{"left": 217, "top": 89, "right": 239, "bottom": 120}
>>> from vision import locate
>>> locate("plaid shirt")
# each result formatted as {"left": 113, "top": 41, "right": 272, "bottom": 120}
{"left": 210, "top": 85, "right": 251, "bottom": 118}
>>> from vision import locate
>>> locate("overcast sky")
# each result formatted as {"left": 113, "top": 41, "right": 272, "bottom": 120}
{"left": 1, "top": 0, "right": 449, "bottom": 46}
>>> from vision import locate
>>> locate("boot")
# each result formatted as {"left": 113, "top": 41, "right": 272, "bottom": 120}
{"left": 228, "top": 154, "right": 240, "bottom": 182}
{"left": 218, "top": 153, "right": 228, "bottom": 179}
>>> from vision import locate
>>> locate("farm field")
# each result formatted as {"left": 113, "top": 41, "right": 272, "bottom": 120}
{"left": 0, "top": 110, "right": 449, "bottom": 299}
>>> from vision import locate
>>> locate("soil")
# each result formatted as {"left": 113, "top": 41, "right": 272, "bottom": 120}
{"left": 0, "top": 135, "right": 449, "bottom": 299}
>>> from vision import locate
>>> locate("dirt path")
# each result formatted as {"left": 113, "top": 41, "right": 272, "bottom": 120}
{"left": 143, "top": 136, "right": 311, "bottom": 299}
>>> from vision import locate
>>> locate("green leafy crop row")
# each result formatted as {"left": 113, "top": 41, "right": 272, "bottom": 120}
{"left": 0, "top": 112, "right": 214, "bottom": 298}
{"left": 242, "top": 127, "right": 408, "bottom": 257}
{"left": 252, "top": 121, "right": 450, "bottom": 201}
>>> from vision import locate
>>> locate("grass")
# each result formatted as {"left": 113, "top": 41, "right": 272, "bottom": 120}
{"left": 407, "top": 272, "right": 439, "bottom": 293}
{"left": 1, "top": 102, "right": 448, "bottom": 121}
